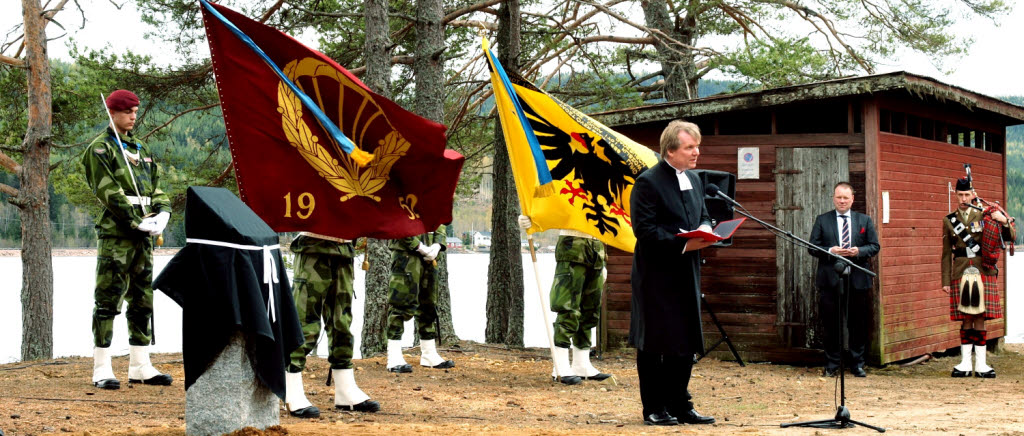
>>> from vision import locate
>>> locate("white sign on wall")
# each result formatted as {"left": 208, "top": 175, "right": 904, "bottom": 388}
{"left": 738, "top": 147, "right": 759, "bottom": 179}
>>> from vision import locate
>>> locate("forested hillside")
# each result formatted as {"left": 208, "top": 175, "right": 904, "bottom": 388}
{"left": 1000, "top": 96, "right": 1023, "bottom": 244}
{"left": 2, "top": 74, "right": 1022, "bottom": 247}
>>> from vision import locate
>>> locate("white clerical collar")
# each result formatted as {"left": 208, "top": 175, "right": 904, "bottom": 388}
{"left": 666, "top": 161, "right": 692, "bottom": 191}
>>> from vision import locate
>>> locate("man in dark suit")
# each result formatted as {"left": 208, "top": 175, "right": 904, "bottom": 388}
{"left": 808, "top": 182, "right": 880, "bottom": 378}
{"left": 629, "top": 120, "right": 716, "bottom": 426}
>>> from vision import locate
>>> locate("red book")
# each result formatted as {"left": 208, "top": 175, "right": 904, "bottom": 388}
{"left": 676, "top": 217, "right": 746, "bottom": 242}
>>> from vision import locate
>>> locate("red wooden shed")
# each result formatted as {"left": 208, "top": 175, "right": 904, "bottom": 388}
{"left": 592, "top": 72, "right": 1024, "bottom": 365}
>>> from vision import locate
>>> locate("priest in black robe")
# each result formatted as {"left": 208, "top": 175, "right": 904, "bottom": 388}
{"left": 629, "top": 120, "right": 717, "bottom": 427}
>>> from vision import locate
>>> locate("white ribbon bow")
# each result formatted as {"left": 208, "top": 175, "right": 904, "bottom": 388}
{"left": 187, "top": 238, "right": 281, "bottom": 322}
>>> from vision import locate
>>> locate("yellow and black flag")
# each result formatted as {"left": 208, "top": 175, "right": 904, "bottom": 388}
{"left": 482, "top": 37, "right": 658, "bottom": 253}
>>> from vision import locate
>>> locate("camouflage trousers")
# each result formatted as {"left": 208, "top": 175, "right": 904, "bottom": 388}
{"left": 550, "top": 236, "right": 605, "bottom": 349}
{"left": 92, "top": 236, "right": 154, "bottom": 348}
{"left": 386, "top": 250, "right": 439, "bottom": 341}
{"left": 287, "top": 251, "right": 357, "bottom": 371}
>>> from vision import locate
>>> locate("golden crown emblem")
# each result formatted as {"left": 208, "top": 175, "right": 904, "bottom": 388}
{"left": 277, "top": 57, "right": 410, "bottom": 202}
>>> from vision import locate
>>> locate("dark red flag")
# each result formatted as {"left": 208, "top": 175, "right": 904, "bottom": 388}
{"left": 201, "top": 1, "right": 463, "bottom": 240}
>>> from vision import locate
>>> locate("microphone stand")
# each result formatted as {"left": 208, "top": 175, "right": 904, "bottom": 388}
{"left": 717, "top": 198, "right": 884, "bottom": 432}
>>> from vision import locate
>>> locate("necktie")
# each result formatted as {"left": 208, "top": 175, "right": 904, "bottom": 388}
{"left": 840, "top": 215, "right": 851, "bottom": 249}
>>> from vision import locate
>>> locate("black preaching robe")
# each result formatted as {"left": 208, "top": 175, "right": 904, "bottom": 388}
{"left": 628, "top": 160, "right": 711, "bottom": 356}
{"left": 153, "top": 187, "right": 303, "bottom": 400}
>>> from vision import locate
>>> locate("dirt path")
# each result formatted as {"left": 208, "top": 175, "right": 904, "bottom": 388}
{"left": 2, "top": 343, "right": 1023, "bottom": 435}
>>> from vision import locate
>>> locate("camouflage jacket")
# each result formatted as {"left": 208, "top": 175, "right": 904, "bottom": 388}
{"left": 554, "top": 235, "right": 606, "bottom": 270}
{"left": 290, "top": 234, "right": 355, "bottom": 257}
{"left": 388, "top": 225, "right": 447, "bottom": 253}
{"left": 82, "top": 127, "right": 171, "bottom": 239}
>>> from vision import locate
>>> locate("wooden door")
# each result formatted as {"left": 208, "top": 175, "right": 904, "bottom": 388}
{"left": 775, "top": 147, "right": 849, "bottom": 348}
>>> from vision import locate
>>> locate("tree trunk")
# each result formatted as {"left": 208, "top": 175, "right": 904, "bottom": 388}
{"left": 642, "top": 0, "right": 698, "bottom": 101}
{"left": 484, "top": 0, "right": 525, "bottom": 348}
{"left": 360, "top": 239, "right": 391, "bottom": 357}
{"left": 414, "top": 0, "right": 459, "bottom": 346}
{"left": 359, "top": 0, "right": 393, "bottom": 358}
{"left": 19, "top": 0, "right": 54, "bottom": 361}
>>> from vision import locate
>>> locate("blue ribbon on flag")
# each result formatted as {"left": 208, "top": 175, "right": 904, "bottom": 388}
{"left": 199, "top": 0, "right": 358, "bottom": 156}
{"left": 483, "top": 43, "right": 553, "bottom": 187}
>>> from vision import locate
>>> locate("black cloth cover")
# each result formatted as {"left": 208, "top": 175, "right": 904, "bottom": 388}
{"left": 153, "top": 186, "right": 303, "bottom": 399}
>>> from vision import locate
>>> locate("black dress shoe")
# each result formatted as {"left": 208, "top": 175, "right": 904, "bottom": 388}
{"left": 823, "top": 367, "right": 838, "bottom": 377}
{"left": 129, "top": 374, "right": 173, "bottom": 386}
{"left": 676, "top": 409, "right": 715, "bottom": 425}
{"left": 388, "top": 364, "right": 413, "bottom": 373}
{"left": 582, "top": 372, "right": 611, "bottom": 381}
{"left": 951, "top": 368, "right": 972, "bottom": 377}
{"left": 94, "top": 378, "right": 120, "bottom": 390}
{"left": 974, "top": 369, "right": 996, "bottom": 378}
{"left": 553, "top": 375, "right": 582, "bottom": 385}
{"left": 423, "top": 360, "right": 455, "bottom": 369}
{"left": 288, "top": 406, "right": 320, "bottom": 418}
{"left": 336, "top": 399, "right": 380, "bottom": 413}
{"left": 643, "top": 411, "right": 678, "bottom": 426}
{"left": 851, "top": 366, "right": 867, "bottom": 378}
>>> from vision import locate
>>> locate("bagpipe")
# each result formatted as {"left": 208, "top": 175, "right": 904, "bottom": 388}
{"left": 955, "top": 164, "right": 1017, "bottom": 315}
{"left": 962, "top": 163, "right": 1015, "bottom": 259}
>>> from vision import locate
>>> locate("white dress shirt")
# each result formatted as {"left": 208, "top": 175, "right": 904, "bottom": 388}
{"left": 835, "top": 211, "right": 851, "bottom": 248}
{"left": 667, "top": 161, "right": 703, "bottom": 253}
{"left": 665, "top": 161, "right": 693, "bottom": 191}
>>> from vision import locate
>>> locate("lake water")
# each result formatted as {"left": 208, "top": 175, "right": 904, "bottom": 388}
{"left": 1, "top": 252, "right": 1021, "bottom": 363}
{"left": 0, "top": 253, "right": 562, "bottom": 364}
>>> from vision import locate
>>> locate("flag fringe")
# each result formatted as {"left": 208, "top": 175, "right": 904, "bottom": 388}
{"left": 534, "top": 182, "right": 555, "bottom": 198}
{"left": 350, "top": 148, "right": 375, "bottom": 167}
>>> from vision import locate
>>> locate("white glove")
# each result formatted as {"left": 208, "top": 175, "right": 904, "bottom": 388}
{"left": 150, "top": 212, "right": 170, "bottom": 236}
{"left": 137, "top": 217, "right": 157, "bottom": 233}
{"left": 518, "top": 215, "right": 532, "bottom": 230}
{"left": 416, "top": 242, "right": 431, "bottom": 257}
{"left": 424, "top": 243, "right": 442, "bottom": 262}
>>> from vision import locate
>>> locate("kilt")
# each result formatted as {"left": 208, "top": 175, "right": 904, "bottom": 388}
{"left": 949, "top": 273, "right": 1002, "bottom": 320}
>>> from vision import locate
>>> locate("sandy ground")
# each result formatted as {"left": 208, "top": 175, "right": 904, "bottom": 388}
{"left": 2, "top": 342, "right": 1024, "bottom": 436}
{"left": 0, "top": 249, "right": 181, "bottom": 257}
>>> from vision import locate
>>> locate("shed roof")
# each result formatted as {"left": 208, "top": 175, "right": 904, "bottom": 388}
{"left": 592, "top": 71, "right": 1024, "bottom": 128}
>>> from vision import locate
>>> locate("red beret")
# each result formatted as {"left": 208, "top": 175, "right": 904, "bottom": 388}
{"left": 105, "top": 89, "right": 139, "bottom": 111}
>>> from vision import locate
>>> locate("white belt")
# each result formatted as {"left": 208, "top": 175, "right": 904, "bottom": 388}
{"left": 186, "top": 238, "right": 281, "bottom": 323}
{"left": 126, "top": 195, "right": 151, "bottom": 206}
{"left": 299, "top": 231, "right": 351, "bottom": 243}
{"left": 559, "top": 229, "right": 596, "bottom": 239}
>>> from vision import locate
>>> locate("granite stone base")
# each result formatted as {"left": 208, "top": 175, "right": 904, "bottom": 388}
{"left": 185, "top": 333, "right": 279, "bottom": 436}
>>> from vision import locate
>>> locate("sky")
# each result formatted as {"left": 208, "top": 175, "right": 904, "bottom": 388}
{"left": 2, "top": 0, "right": 1024, "bottom": 97}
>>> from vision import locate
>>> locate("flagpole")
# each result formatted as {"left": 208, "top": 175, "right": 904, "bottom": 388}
{"left": 526, "top": 233, "right": 565, "bottom": 379}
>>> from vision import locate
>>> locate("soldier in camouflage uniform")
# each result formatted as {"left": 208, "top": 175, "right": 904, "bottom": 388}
{"left": 384, "top": 225, "right": 455, "bottom": 372}
{"left": 284, "top": 233, "right": 379, "bottom": 417}
{"left": 82, "top": 90, "right": 173, "bottom": 390}
{"left": 519, "top": 216, "right": 611, "bottom": 385}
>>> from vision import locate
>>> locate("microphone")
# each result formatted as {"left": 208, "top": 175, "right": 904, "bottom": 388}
{"left": 705, "top": 183, "right": 740, "bottom": 208}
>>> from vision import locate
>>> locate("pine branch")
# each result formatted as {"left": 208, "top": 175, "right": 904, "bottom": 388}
{"left": 0, "top": 150, "right": 21, "bottom": 174}
{"left": 208, "top": 160, "right": 234, "bottom": 187}
{"left": 0, "top": 54, "right": 24, "bottom": 67}
{"left": 0, "top": 182, "right": 19, "bottom": 199}
{"left": 443, "top": 0, "right": 502, "bottom": 23}
{"left": 347, "top": 55, "right": 414, "bottom": 76}
{"left": 139, "top": 103, "right": 220, "bottom": 141}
